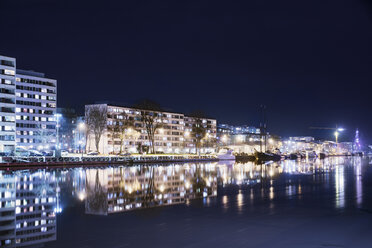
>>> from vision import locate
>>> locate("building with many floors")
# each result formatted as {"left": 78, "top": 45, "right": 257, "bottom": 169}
{"left": 0, "top": 55, "right": 16, "bottom": 153}
{"left": 217, "top": 124, "right": 260, "bottom": 135}
{"left": 85, "top": 104, "right": 216, "bottom": 154}
{"left": 217, "top": 124, "right": 261, "bottom": 146}
{"left": 0, "top": 55, "right": 57, "bottom": 154}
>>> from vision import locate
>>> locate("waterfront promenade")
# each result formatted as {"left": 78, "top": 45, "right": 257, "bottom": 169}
{"left": 0, "top": 154, "right": 219, "bottom": 170}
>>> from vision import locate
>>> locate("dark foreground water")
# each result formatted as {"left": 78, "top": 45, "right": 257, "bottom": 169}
{"left": 1, "top": 157, "right": 372, "bottom": 248}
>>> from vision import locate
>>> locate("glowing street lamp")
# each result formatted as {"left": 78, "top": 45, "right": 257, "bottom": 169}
{"left": 334, "top": 128, "right": 344, "bottom": 144}
{"left": 334, "top": 131, "right": 339, "bottom": 144}
{"left": 78, "top": 122, "right": 85, "bottom": 131}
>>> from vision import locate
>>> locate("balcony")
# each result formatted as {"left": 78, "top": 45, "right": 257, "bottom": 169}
{"left": 0, "top": 107, "right": 15, "bottom": 113}
{"left": 0, "top": 89, "right": 15, "bottom": 95}
{"left": 0, "top": 98, "right": 15, "bottom": 104}
{"left": 0, "top": 60, "right": 15, "bottom": 67}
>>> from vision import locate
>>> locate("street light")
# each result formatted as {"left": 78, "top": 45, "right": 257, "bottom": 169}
{"left": 334, "top": 131, "right": 339, "bottom": 144}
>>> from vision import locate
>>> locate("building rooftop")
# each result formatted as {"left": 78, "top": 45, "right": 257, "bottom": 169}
{"left": 16, "top": 69, "right": 46, "bottom": 78}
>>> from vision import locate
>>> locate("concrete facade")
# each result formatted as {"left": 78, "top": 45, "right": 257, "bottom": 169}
{"left": 0, "top": 55, "right": 57, "bottom": 153}
{"left": 85, "top": 104, "right": 217, "bottom": 154}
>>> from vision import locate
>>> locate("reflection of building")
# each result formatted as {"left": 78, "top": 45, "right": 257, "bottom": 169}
{"left": 85, "top": 104, "right": 217, "bottom": 154}
{"left": 0, "top": 171, "right": 58, "bottom": 247}
{"left": 84, "top": 164, "right": 218, "bottom": 215}
{"left": 0, "top": 171, "right": 16, "bottom": 247}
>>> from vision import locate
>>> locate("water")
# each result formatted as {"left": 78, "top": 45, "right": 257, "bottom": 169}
{"left": 1, "top": 157, "right": 372, "bottom": 248}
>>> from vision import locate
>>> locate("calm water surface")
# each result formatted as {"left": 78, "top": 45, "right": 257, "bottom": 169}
{"left": 1, "top": 157, "right": 372, "bottom": 248}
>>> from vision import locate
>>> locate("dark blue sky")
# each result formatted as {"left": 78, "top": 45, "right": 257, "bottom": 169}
{"left": 1, "top": 0, "right": 371, "bottom": 143}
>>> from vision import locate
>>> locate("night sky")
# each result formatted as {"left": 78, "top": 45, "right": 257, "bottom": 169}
{"left": 1, "top": 0, "right": 371, "bottom": 143}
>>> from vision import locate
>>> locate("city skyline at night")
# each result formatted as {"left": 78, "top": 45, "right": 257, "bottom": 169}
{"left": 0, "top": 0, "right": 371, "bottom": 143}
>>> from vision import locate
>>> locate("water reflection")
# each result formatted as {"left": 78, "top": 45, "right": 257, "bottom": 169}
{"left": 0, "top": 157, "right": 369, "bottom": 247}
{"left": 355, "top": 158, "right": 362, "bottom": 207}
{"left": 335, "top": 165, "right": 345, "bottom": 209}
{"left": 0, "top": 170, "right": 58, "bottom": 247}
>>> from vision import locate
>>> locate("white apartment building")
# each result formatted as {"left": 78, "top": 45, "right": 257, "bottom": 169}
{"left": 0, "top": 55, "right": 16, "bottom": 153}
{"left": 184, "top": 116, "right": 217, "bottom": 154}
{"left": 85, "top": 104, "right": 217, "bottom": 154}
{"left": 15, "top": 70, "right": 57, "bottom": 150}
{"left": 0, "top": 55, "right": 57, "bottom": 153}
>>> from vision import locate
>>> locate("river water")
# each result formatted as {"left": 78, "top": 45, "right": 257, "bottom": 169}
{"left": 1, "top": 157, "right": 372, "bottom": 248}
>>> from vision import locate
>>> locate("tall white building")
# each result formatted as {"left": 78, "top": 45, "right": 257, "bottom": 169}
{"left": 0, "top": 55, "right": 16, "bottom": 153}
{"left": 0, "top": 55, "right": 57, "bottom": 153}
{"left": 15, "top": 70, "right": 57, "bottom": 150}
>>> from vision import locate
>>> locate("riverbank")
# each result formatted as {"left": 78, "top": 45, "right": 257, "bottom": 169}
{"left": 0, "top": 154, "right": 219, "bottom": 170}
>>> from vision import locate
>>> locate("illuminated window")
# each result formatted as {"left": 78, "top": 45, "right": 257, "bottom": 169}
{"left": 4, "top": 69, "right": 15, "bottom": 75}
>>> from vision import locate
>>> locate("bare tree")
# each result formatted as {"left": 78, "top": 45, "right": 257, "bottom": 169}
{"left": 118, "top": 118, "right": 137, "bottom": 154}
{"left": 134, "top": 100, "right": 163, "bottom": 154}
{"left": 189, "top": 111, "right": 207, "bottom": 155}
{"left": 84, "top": 116, "right": 92, "bottom": 153}
{"left": 35, "top": 124, "right": 55, "bottom": 149}
{"left": 86, "top": 105, "right": 107, "bottom": 153}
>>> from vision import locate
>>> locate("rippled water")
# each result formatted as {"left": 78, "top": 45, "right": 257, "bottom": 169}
{"left": 1, "top": 157, "right": 372, "bottom": 248}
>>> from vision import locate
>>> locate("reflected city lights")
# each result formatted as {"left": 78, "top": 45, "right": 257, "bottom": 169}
{"left": 0, "top": 157, "right": 369, "bottom": 247}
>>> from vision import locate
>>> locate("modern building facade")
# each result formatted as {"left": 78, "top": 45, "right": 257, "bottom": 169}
{"left": 217, "top": 124, "right": 260, "bottom": 135}
{"left": 0, "top": 55, "right": 57, "bottom": 154}
{"left": 15, "top": 70, "right": 57, "bottom": 151}
{"left": 85, "top": 104, "right": 217, "bottom": 154}
{"left": 0, "top": 55, "right": 16, "bottom": 153}
{"left": 217, "top": 123, "right": 261, "bottom": 147}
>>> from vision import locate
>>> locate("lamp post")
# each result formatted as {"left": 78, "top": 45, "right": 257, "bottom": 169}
{"left": 309, "top": 126, "right": 345, "bottom": 146}
{"left": 334, "top": 131, "right": 339, "bottom": 144}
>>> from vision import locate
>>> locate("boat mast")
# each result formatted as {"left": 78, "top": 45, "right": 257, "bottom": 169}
{"left": 264, "top": 106, "right": 267, "bottom": 152}
{"left": 260, "top": 104, "right": 267, "bottom": 153}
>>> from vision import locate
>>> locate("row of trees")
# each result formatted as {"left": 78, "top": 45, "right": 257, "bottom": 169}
{"left": 85, "top": 100, "right": 214, "bottom": 154}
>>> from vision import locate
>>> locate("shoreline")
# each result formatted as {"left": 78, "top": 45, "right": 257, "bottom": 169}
{"left": 0, "top": 156, "right": 220, "bottom": 170}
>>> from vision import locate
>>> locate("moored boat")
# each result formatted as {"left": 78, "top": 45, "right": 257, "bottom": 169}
{"left": 217, "top": 149, "right": 236, "bottom": 160}
{"left": 254, "top": 151, "right": 281, "bottom": 162}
